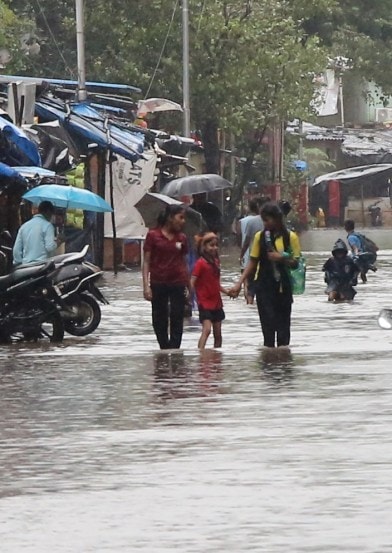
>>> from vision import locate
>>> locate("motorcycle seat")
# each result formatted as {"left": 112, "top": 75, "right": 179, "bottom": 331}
{"left": 50, "top": 246, "right": 89, "bottom": 266}
{"left": 0, "top": 261, "right": 55, "bottom": 291}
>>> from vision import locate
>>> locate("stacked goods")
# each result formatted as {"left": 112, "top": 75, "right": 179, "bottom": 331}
{"left": 66, "top": 164, "right": 85, "bottom": 229}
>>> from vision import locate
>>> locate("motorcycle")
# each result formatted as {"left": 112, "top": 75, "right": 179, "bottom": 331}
{"left": 49, "top": 246, "right": 108, "bottom": 336}
{"left": 0, "top": 259, "right": 64, "bottom": 343}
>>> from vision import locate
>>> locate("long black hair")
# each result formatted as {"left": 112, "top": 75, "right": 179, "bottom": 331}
{"left": 260, "top": 202, "right": 285, "bottom": 227}
{"left": 260, "top": 202, "right": 291, "bottom": 251}
{"left": 157, "top": 204, "right": 185, "bottom": 227}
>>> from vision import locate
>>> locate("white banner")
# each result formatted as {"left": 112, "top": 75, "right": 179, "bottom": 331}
{"left": 104, "top": 150, "right": 157, "bottom": 238}
{"left": 314, "top": 69, "right": 339, "bottom": 117}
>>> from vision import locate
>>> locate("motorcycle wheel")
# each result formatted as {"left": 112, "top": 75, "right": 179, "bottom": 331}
{"left": 63, "top": 294, "right": 101, "bottom": 336}
{"left": 23, "top": 309, "right": 65, "bottom": 343}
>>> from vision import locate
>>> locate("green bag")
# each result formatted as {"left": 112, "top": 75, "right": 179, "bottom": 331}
{"left": 289, "top": 255, "right": 306, "bottom": 295}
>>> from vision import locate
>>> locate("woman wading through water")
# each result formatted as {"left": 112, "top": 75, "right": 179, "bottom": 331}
{"left": 231, "top": 202, "right": 301, "bottom": 348}
{"left": 143, "top": 205, "right": 189, "bottom": 349}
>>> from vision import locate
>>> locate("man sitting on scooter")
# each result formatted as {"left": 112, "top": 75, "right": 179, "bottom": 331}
{"left": 13, "top": 201, "right": 63, "bottom": 265}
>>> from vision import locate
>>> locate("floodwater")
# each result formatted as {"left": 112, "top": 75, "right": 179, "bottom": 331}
{"left": 1, "top": 248, "right": 392, "bottom": 552}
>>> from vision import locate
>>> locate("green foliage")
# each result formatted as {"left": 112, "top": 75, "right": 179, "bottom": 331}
{"left": 7, "top": 0, "right": 392, "bottom": 182}
{"left": 0, "top": 0, "right": 30, "bottom": 72}
{"left": 302, "top": 147, "right": 336, "bottom": 178}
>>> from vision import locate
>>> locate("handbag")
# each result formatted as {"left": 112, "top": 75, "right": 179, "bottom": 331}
{"left": 289, "top": 254, "right": 306, "bottom": 295}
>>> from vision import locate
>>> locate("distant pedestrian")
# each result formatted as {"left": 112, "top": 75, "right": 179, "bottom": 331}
{"left": 143, "top": 205, "right": 189, "bottom": 349}
{"left": 191, "top": 232, "right": 231, "bottom": 349}
{"left": 239, "top": 197, "right": 268, "bottom": 303}
{"left": 323, "top": 239, "right": 358, "bottom": 301}
{"left": 344, "top": 219, "right": 378, "bottom": 283}
{"left": 231, "top": 202, "right": 301, "bottom": 348}
{"left": 13, "top": 201, "right": 60, "bottom": 265}
{"left": 191, "top": 193, "right": 223, "bottom": 234}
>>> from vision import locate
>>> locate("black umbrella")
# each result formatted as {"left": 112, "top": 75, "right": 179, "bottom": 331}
{"left": 160, "top": 174, "right": 232, "bottom": 198}
{"left": 135, "top": 192, "right": 206, "bottom": 237}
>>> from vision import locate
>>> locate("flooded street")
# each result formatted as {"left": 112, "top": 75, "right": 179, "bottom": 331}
{"left": 1, "top": 247, "right": 392, "bottom": 552}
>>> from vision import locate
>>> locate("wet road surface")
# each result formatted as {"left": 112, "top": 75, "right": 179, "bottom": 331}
{"left": 1, "top": 250, "right": 392, "bottom": 552}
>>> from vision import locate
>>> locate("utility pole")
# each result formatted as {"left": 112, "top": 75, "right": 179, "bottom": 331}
{"left": 75, "top": 0, "right": 87, "bottom": 102}
{"left": 339, "top": 74, "right": 345, "bottom": 127}
{"left": 182, "top": 0, "right": 190, "bottom": 137}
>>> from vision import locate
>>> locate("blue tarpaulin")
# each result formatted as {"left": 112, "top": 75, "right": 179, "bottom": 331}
{"left": 0, "top": 161, "right": 27, "bottom": 194}
{"left": 0, "top": 161, "right": 20, "bottom": 180}
{"left": 0, "top": 116, "right": 41, "bottom": 167}
{"left": 0, "top": 75, "right": 141, "bottom": 94}
{"left": 35, "top": 101, "right": 145, "bottom": 162}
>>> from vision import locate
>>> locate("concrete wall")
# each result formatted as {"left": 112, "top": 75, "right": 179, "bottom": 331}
{"left": 317, "top": 75, "right": 392, "bottom": 128}
{"left": 300, "top": 228, "right": 392, "bottom": 252}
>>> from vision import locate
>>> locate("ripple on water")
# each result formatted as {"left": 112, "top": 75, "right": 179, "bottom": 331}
{"left": 1, "top": 253, "right": 392, "bottom": 552}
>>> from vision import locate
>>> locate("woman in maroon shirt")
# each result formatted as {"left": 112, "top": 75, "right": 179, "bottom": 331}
{"left": 143, "top": 205, "right": 189, "bottom": 349}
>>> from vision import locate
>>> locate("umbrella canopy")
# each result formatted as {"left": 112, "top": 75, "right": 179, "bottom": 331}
{"left": 137, "top": 98, "right": 183, "bottom": 116}
{"left": 23, "top": 184, "right": 113, "bottom": 212}
{"left": 135, "top": 192, "right": 206, "bottom": 237}
{"left": 313, "top": 164, "right": 392, "bottom": 186}
{"left": 160, "top": 174, "right": 232, "bottom": 198}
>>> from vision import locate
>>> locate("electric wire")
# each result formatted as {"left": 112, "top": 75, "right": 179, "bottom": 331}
{"left": 144, "top": 0, "right": 179, "bottom": 99}
{"left": 34, "top": 0, "right": 75, "bottom": 78}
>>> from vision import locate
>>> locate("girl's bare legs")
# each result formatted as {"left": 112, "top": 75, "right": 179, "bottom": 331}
{"left": 198, "top": 320, "right": 212, "bottom": 349}
{"left": 213, "top": 321, "right": 222, "bottom": 348}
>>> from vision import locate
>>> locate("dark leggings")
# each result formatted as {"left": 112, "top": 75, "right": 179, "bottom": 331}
{"left": 151, "top": 284, "right": 186, "bottom": 349}
{"left": 256, "top": 292, "right": 292, "bottom": 348}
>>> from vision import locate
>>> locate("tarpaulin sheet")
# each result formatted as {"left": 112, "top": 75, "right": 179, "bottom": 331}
{"left": 104, "top": 151, "right": 157, "bottom": 238}
{"left": 313, "top": 164, "right": 392, "bottom": 186}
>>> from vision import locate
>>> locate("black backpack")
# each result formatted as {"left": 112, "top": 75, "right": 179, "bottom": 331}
{"left": 354, "top": 233, "right": 379, "bottom": 254}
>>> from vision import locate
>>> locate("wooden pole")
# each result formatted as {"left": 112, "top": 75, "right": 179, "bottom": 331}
{"left": 108, "top": 154, "right": 118, "bottom": 275}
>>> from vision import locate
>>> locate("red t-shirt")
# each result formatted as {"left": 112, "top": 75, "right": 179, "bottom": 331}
{"left": 192, "top": 256, "right": 223, "bottom": 310}
{"left": 144, "top": 228, "right": 189, "bottom": 285}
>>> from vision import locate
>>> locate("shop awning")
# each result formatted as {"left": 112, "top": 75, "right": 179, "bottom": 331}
{"left": 313, "top": 164, "right": 392, "bottom": 186}
{"left": 35, "top": 100, "right": 145, "bottom": 162}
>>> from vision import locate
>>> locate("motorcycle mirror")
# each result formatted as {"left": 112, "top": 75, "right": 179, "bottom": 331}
{"left": 378, "top": 309, "right": 392, "bottom": 330}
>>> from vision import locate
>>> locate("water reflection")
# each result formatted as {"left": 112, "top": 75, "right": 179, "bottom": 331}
{"left": 1, "top": 252, "right": 392, "bottom": 552}
{"left": 152, "top": 349, "right": 224, "bottom": 402}
{"left": 258, "top": 347, "right": 295, "bottom": 385}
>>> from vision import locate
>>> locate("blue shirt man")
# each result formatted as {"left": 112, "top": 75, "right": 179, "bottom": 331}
{"left": 13, "top": 201, "right": 58, "bottom": 265}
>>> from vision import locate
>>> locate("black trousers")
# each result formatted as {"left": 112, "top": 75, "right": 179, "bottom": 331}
{"left": 256, "top": 291, "right": 292, "bottom": 348}
{"left": 151, "top": 284, "right": 186, "bottom": 349}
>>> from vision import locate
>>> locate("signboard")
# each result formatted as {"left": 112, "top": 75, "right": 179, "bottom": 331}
{"left": 104, "top": 150, "right": 157, "bottom": 238}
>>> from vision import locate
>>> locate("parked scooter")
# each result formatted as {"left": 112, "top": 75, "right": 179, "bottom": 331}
{"left": 0, "top": 258, "right": 64, "bottom": 343}
{"left": 368, "top": 201, "right": 382, "bottom": 227}
{"left": 49, "top": 246, "right": 108, "bottom": 336}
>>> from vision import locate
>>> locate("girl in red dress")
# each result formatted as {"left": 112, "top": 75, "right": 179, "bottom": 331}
{"left": 191, "top": 233, "right": 231, "bottom": 349}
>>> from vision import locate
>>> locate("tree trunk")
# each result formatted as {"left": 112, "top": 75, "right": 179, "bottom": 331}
{"left": 201, "top": 118, "right": 220, "bottom": 174}
{"left": 232, "top": 128, "right": 267, "bottom": 206}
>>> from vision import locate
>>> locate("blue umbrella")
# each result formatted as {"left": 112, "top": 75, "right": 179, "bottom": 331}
{"left": 0, "top": 116, "right": 41, "bottom": 167}
{"left": 23, "top": 184, "right": 113, "bottom": 212}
